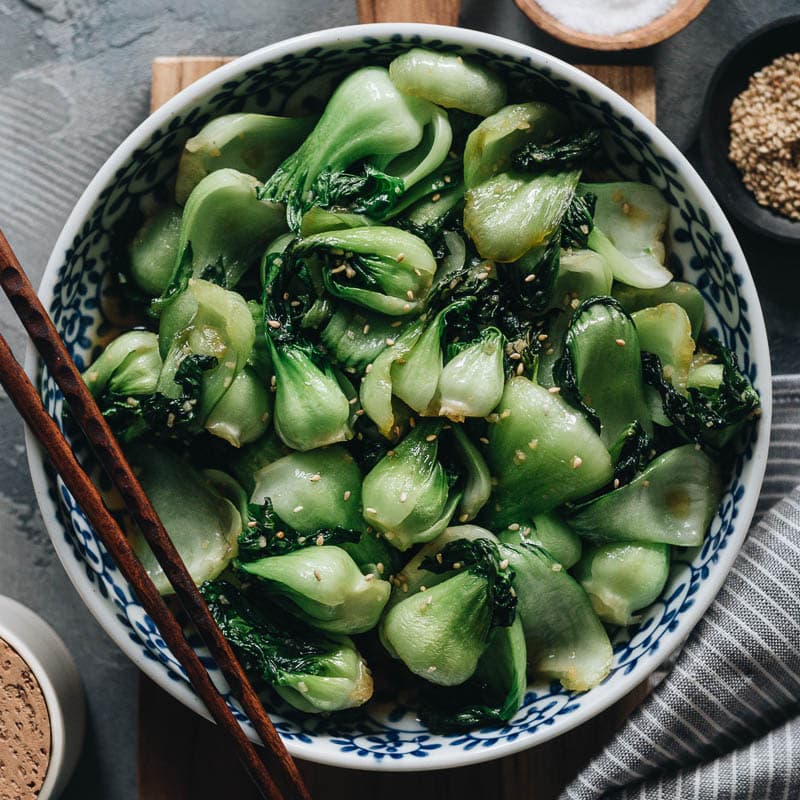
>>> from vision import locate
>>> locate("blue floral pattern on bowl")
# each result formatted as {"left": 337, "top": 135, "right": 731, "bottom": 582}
{"left": 28, "top": 27, "right": 769, "bottom": 770}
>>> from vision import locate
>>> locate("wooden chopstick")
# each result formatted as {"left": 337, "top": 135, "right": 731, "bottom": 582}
{"left": 0, "top": 229, "right": 312, "bottom": 800}
{"left": 0, "top": 332, "right": 285, "bottom": 800}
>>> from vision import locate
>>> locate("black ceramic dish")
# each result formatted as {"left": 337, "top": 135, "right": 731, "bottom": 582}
{"left": 699, "top": 15, "right": 800, "bottom": 245}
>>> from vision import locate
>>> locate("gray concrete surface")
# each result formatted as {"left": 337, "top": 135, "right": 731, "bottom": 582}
{"left": 1, "top": 1, "right": 798, "bottom": 798}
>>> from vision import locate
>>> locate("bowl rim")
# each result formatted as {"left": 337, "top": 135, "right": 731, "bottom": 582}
{"left": 24, "top": 22, "right": 772, "bottom": 771}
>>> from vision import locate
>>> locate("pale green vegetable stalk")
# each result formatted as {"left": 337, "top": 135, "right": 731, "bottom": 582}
{"left": 381, "top": 570, "right": 491, "bottom": 685}
{"left": 465, "top": 169, "right": 580, "bottom": 262}
{"left": 556, "top": 297, "right": 652, "bottom": 447}
{"left": 175, "top": 113, "right": 315, "bottom": 204}
{"left": 204, "top": 365, "right": 271, "bottom": 447}
{"left": 238, "top": 545, "right": 390, "bottom": 634}
{"left": 438, "top": 328, "right": 505, "bottom": 421}
{"left": 632, "top": 302, "right": 695, "bottom": 395}
{"left": 268, "top": 339, "right": 353, "bottom": 451}
{"left": 126, "top": 443, "right": 241, "bottom": 595}
{"left": 485, "top": 376, "right": 614, "bottom": 527}
{"left": 573, "top": 542, "right": 671, "bottom": 626}
{"left": 359, "top": 317, "right": 426, "bottom": 439}
{"left": 83, "top": 330, "right": 162, "bottom": 397}
{"left": 550, "top": 249, "right": 613, "bottom": 311}
{"left": 568, "top": 444, "right": 722, "bottom": 547}
{"left": 499, "top": 511, "right": 583, "bottom": 569}
{"left": 388, "top": 49, "right": 507, "bottom": 117}
{"left": 128, "top": 206, "right": 182, "bottom": 296}
{"left": 584, "top": 181, "right": 672, "bottom": 289}
{"left": 451, "top": 425, "right": 492, "bottom": 522}
{"left": 361, "top": 419, "right": 461, "bottom": 551}
{"left": 463, "top": 101, "right": 570, "bottom": 188}
{"left": 250, "top": 447, "right": 364, "bottom": 534}
{"left": 499, "top": 539, "right": 612, "bottom": 691}
{"left": 170, "top": 169, "right": 287, "bottom": 290}
{"left": 261, "top": 66, "right": 434, "bottom": 228}
{"left": 612, "top": 281, "right": 706, "bottom": 340}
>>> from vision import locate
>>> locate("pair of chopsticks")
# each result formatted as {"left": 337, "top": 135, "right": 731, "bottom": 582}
{"left": 0, "top": 230, "right": 312, "bottom": 800}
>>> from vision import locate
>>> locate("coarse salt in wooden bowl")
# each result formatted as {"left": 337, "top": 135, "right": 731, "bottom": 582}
{"left": 515, "top": 0, "right": 711, "bottom": 51}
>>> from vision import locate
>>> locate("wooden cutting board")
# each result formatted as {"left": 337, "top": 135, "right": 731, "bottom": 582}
{"left": 139, "top": 58, "right": 655, "bottom": 800}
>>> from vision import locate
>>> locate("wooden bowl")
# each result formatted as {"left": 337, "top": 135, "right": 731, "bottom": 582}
{"left": 515, "top": 0, "right": 711, "bottom": 50}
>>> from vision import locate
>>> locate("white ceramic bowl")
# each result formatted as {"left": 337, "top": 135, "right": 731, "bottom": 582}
{"left": 25, "top": 24, "right": 771, "bottom": 770}
{"left": 0, "top": 596, "right": 86, "bottom": 797}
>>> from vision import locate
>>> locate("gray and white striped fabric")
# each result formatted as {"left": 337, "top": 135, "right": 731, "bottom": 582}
{"left": 562, "top": 375, "right": 800, "bottom": 800}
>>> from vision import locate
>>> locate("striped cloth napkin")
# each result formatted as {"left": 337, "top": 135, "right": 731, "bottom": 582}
{"left": 562, "top": 375, "right": 800, "bottom": 800}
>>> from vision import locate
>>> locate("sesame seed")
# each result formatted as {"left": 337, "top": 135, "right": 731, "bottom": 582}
{"left": 537, "top": 334, "right": 548, "bottom": 342}
{"left": 524, "top": 273, "right": 537, "bottom": 282}
{"left": 377, "top": 562, "right": 385, "bottom": 574}
{"left": 257, "top": 535, "right": 267, "bottom": 548}
{"left": 499, "top": 559, "right": 509, "bottom": 569}
{"left": 310, "top": 473, "right": 321, "bottom": 482}
{"left": 642, "top": 479, "right": 651, "bottom": 487}
{"left": 431, "top": 192, "right": 441, "bottom": 202}
{"left": 396, "top": 252, "right": 406, "bottom": 262}
{"left": 276, "top": 530, "right": 285, "bottom": 539}
{"left": 385, "top": 338, "right": 396, "bottom": 346}
{"left": 363, "top": 324, "right": 370, "bottom": 335}
{"left": 293, "top": 505, "right": 304, "bottom": 513}
{"left": 399, "top": 492, "right": 408, "bottom": 503}
{"left": 551, "top": 563, "right": 563, "bottom": 572}
{"left": 267, "top": 319, "right": 281, "bottom": 329}
{"left": 247, "top": 520, "right": 258, "bottom": 528}
{"left": 406, "top": 290, "right": 414, "bottom": 300}
{"left": 548, "top": 386, "right": 561, "bottom": 394}
{"left": 453, "top": 562, "right": 462, "bottom": 569}
{"left": 528, "top": 438, "right": 538, "bottom": 450}
{"left": 343, "top": 490, "right": 351, "bottom": 501}
{"left": 509, "top": 352, "right": 522, "bottom": 361}
{"left": 313, "top": 570, "right": 322, "bottom": 581}
{"left": 427, "top": 665, "right": 437, "bottom": 673}
{"left": 479, "top": 436, "right": 489, "bottom": 445}
{"left": 420, "top": 585, "right": 427, "bottom": 592}
{"left": 330, "top": 264, "right": 347, "bottom": 274}
{"left": 425, "top": 434, "right": 437, "bottom": 442}
{"left": 390, "top": 320, "right": 402, "bottom": 327}
{"left": 477, "top": 271, "right": 489, "bottom": 280}
{"left": 365, "top": 363, "right": 373, "bottom": 374}
{"left": 615, "top": 338, "right": 626, "bottom": 347}
{"left": 571, "top": 455, "right": 583, "bottom": 469}
{"left": 403, "top": 303, "right": 412, "bottom": 311}
{"left": 366, "top": 507, "right": 378, "bottom": 514}
{"left": 516, "top": 363, "right": 524, "bottom": 375}
{"left": 315, "top": 534, "right": 324, "bottom": 546}
{"left": 613, "top": 478, "right": 621, "bottom": 489}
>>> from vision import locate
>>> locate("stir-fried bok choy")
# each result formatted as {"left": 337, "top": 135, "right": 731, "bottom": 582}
{"left": 86, "top": 48, "right": 760, "bottom": 731}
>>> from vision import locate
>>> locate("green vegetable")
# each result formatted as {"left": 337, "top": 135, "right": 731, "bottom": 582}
{"left": 224, "top": 430, "right": 289, "bottom": 495}
{"left": 386, "top": 524, "right": 496, "bottom": 607}
{"left": 463, "top": 102, "right": 570, "bottom": 189}
{"left": 126, "top": 442, "right": 241, "bottom": 595}
{"left": 359, "top": 315, "right": 426, "bottom": 439}
{"left": 239, "top": 545, "right": 390, "bottom": 634}
{"left": 157, "top": 278, "right": 255, "bottom": 424}
{"left": 641, "top": 338, "right": 760, "bottom": 449}
{"left": 128, "top": 206, "right": 182, "bottom": 296}
{"left": 202, "top": 580, "right": 373, "bottom": 713}
{"left": 451, "top": 425, "right": 492, "bottom": 522}
{"left": 381, "top": 538, "right": 516, "bottom": 685}
{"left": 204, "top": 365, "right": 272, "bottom": 447}
{"left": 168, "top": 169, "right": 287, "bottom": 291}
{"left": 464, "top": 169, "right": 580, "bottom": 262}
{"left": 612, "top": 281, "right": 705, "bottom": 340}
{"left": 388, "top": 49, "right": 507, "bottom": 117}
{"left": 418, "top": 616, "right": 526, "bottom": 732}
{"left": 438, "top": 327, "right": 505, "bottom": 421}
{"left": 632, "top": 302, "right": 695, "bottom": 394}
{"left": 299, "top": 206, "right": 375, "bottom": 236}
{"left": 261, "top": 67, "right": 433, "bottom": 228}
{"left": 511, "top": 129, "right": 600, "bottom": 173}
{"left": 250, "top": 447, "right": 364, "bottom": 535}
{"left": 554, "top": 297, "right": 652, "bottom": 446}
{"left": 550, "top": 249, "right": 612, "bottom": 312}
{"left": 499, "top": 512, "right": 582, "bottom": 569}
{"left": 568, "top": 444, "right": 722, "bottom": 547}
{"left": 297, "top": 226, "right": 437, "bottom": 317}
{"left": 584, "top": 182, "right": 672, "bottom": 289}
{"left": 573, "top": 542, "right": 671, "bottom": 626}
{"left": 391, "top": 301, "right": 468, "bottom": 415}
{"left": 175, "top": 113, "right": 315, "bottom": 204}
{"left": 485, "top": 376, "right": 614, "bottom": 527}
{"left": 361, "top": 420, "right": 461, "bottom": 552}
{"left": 560, "top": 192, "right": 596, "bottom": 250}
{"left": 83, "top": 331, "right": 162, "bottom": 398}
{"left": 321, "top": 305, "right": 407, "bottom": 373}
{"left": 500, "top": 539, "right": 612, "bottom": 691}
